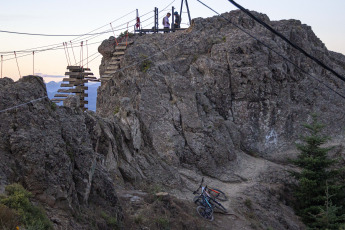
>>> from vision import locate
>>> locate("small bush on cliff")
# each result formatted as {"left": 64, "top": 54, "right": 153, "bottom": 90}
{"left": 0, "top": 183, "right": 53, "bottom": 230}
{"left": 118, "top": 30, "right": 134, "bottom": 39}
{"left": 140, "top": 55, "right": 152, "bottom": 73}
{"left": 50, "top": 102, "right": 57, "bottom": 111}
{"left": 290, "top": 115, "right": 345, "bottom": 229}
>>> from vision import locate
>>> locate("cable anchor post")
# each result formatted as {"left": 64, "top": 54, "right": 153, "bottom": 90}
{"left": 70, "top": 41, "right": 77, "bottom": 65}
{"left": 126, "top": 23, "right": 129, "bottom": 47}
{"left": 86, "top": 40, "right": 89, "bottom": 68}
{"left": 110, "top": 23, "right": 118, "bottom": 46}
{"left": 14, "top": 51, "right": 22, "bottom": 79}
{"left": 80, "top": 41, "right": 84, "bottom": 67}
{"left": 32, "top": 51, "right": 35, "bottom": 75}
{"left": 1, "top": 55, "right": 3, "bottom": 78}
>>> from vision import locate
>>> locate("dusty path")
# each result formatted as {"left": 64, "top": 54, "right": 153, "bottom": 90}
{"left": 168, "top": 151, "right": 295, "bottom": 229}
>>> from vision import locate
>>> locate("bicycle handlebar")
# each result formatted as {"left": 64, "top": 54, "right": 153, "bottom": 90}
{"left": 192, "top": 177, "right": 205, "bottom": 194}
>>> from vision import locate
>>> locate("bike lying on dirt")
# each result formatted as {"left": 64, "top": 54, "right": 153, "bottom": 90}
{"left": 192, "top": 178, "right": 228, "bottom": 221}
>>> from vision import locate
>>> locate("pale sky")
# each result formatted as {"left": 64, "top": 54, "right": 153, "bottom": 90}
{"left": 1, "top": 0, "right": 344, "bottom": 82}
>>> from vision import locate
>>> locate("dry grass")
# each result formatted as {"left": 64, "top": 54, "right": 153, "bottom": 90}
{"left": 0, "top": 204, "right": 20, "bottom": 230}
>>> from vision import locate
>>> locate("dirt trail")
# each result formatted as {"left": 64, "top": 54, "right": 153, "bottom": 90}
{"left": 169, "top": 152, "right": 292, "bottom": 229}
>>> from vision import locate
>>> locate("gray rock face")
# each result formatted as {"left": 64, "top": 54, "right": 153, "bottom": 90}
{"left": 97, "top": 10, "right": 345, "bottom": 175}
{"left": 0, "top": 76, "right": 124, "bottom": 229}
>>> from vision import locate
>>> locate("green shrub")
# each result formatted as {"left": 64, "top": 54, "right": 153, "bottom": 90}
{"left": 101, "top": 211, "right": 119, "bottom": 229}
{"left": 140, "top": 55, "right": 152, "bottom": 73}
{"left": 155, "top": 217, "right": 169, "bottom": 230}
{"left": 118, "top": 30, "right": 134, "bottom": 39}
{"left": 50, "top": 102, "right": 57, "bottom": 111}
{"left": 0, "top": 184, "right": 53, "bottom": 230}
{"left": 114, "top": 106, "right": 120, "bottom": 115}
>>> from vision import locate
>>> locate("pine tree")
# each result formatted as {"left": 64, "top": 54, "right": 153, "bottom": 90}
{"left": 290, "top": 114, "right": 345, "bottom": 229}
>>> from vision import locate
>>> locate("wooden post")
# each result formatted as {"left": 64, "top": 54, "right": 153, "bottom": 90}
{"left": 154, "top": 7, "right": 158, "bottom": 33}
{"left": 172, "top": 6, "right": 175, "bottom": 31}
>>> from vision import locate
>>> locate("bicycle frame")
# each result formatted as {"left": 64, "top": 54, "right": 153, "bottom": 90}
{"left": 201, "top": 187, "right": 213, "bottom": 208}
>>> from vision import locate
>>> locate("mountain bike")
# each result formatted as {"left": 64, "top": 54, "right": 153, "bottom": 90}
{"left": 193, "top": 185, "right": 215, "bottom": 221}
{"left": 193, "top": 178, "right": 228, "bottom": 217}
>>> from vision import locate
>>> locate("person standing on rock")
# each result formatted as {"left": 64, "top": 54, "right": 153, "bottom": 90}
{"left": 174, "top": 11, "right": 180, "bottom": 29}
{"left": 163, "top": 12, "right": 171, "bottom": 33}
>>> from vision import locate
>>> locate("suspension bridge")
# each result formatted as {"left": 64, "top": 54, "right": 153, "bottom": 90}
{"left": 0, "top": 0, "right": 192, "bottom": 111}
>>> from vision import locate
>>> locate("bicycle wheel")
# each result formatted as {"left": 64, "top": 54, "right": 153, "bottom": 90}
{"left": 193, "top": 195, "right": 203, "bottom": 206}
{"left": 196, "top": 206, "right": 214, "bottom": 221}
{"left": 207, "top": 188, "right": 228, "bottom": 201}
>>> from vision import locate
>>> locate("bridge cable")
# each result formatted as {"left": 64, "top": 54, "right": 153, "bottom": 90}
{"left": 126, "top": 23, "right": 129, "bottom": 46}
{"left": 0, "top": 9, "right": 153, "bottom": 57}
{"left": 226, "top": 0, "right": 345, "bottom": 83}
{"left": 32, "top": 51, "right": 35, "bottom": 75}
{"left": 1, "top": 55, "right": 3, "bottom": 78}
{"left": 86, "top": 40, "right": 89, "bottom": 68}
{"left": 80, "top": 41, "right": 84, "bottom": 67}
{"left": 70, "top": 41, "right": 77, "bottom": 65}
{"left": 195, "top": 0, "right": 345, "bottom": 100}
{"left": 110, "top": 23, "right": 119, "bottom": 46}
{"left": 0, "top": 96, "right": 48, "bottom": 114}
{"left": 63, "top": 43, "right": 70, "bottom": 66}
{"left": 0, "top": 29, "right": 113, "bottom": 37}
{"left": 14, "top": 51, "right": 22, "bottom": 79}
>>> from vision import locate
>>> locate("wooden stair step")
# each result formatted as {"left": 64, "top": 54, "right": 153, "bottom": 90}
{"left": 54, "top": 94, "right": 70, "bottom": 97}
{"left": 57, "top": 89, "right": 70, "bottom": 93}
{"left": 60, "top": 84, "right": 75, "bottom": 87}
{"left": 104, "top": 71, "right": 117, "bottom": 74}
{"left": 65, "top": 72, "right": 94, "bottom": 76}
{"left": 118, "top": 41, "right": 133, "bottom": 45}
{"left": 58, "top": 89, "right": 83, "bottom": 93}
{"left": 111, "top": 57, "right": 122, "bottom": 61}
{"left": 85, "top": 76, "right": 97, "bottom": 79}
{"left": 107, "top": 66, "right": 119, "bottom": 70}
{"left": 113, "top": 51, "right": 125, "bottom": 56}
{"left": 51, "top": 98, "right": 65, "bottom": 102}
{"left": 75, "top": 86, "right": 88, "bottom": 90}
{"left": 115, "top": 46, "right": 127, "bottom": 50}
{"left": 63, "top": 79, "right": 88, "bottom": 83}
{"left": 80, "top": 101, "right": 88, "bottom": 105}
{"left": 109, "top": 61, "right": 120, "bottom": 65}
{"left": 67, "top": 66, "right": 82, "bottom": 70}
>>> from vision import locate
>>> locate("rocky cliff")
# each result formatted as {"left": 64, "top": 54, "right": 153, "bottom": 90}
{"left": 96, "top": 10, "right": 345, "bottom": 229}
{"left": 1, "top": 9, "right": 345, "bottom": 230}
{"left": 98, "top": 10, "right": 345, "bottom": 177}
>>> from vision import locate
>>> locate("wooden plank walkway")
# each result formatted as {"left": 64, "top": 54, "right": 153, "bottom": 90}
{"left": 52, "top": 66, "right": 95, "bottom": 110}
{"left": 100, "top": 40, "right": 134, "bottom": 83}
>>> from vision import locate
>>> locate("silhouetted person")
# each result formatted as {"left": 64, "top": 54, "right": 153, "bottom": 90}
{"left": 174, "top": 11, "right": 180, "bottom": 29}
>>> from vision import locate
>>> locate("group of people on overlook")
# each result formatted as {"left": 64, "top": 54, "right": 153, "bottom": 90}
{"left": 163, "top": 11, "right": 180, "bottom": 33}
